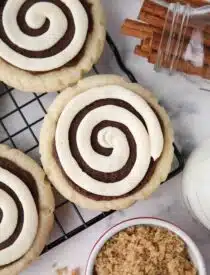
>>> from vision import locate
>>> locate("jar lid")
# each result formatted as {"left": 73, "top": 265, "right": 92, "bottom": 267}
{"left": 183, "top": 138, "right": 210, "bottom": 230}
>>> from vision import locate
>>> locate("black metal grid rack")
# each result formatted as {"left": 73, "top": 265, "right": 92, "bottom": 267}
{"left": 0, "top": 33, "right": 185, "bottom": 253}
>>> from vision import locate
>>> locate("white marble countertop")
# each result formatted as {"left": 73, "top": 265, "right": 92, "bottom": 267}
{"left": 22, "top": 0, "right": 210, "bottom": 274}
{"left": 23, "top": 175, "right": 210, "bottom": 274}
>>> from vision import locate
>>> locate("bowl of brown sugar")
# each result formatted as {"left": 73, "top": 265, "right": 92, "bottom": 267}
{"left": 86, "top": 217, "right": 206, "bottom": 275}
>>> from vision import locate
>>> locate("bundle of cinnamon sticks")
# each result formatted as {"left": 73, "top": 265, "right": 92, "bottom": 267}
{"left": 121, "top": 0, "right": 210, "bottom": 78}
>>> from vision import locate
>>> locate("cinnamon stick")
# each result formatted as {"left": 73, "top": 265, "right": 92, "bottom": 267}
{"left": 121, "top": 19, "right": 158, "bottom": 39}
{"left": 143, "top": 32, "right": 210, "bottom": 65}
{"left": 161, "top": 56, "right": 210, "bottom": 78}
{"left": 139, "top": 11, "right": 165, "bottom": 29}
{"left": 121, "top": 25, "right": 151, "bottom": 39}
{"left": 141, "top": 36, "right": 153, "bottom": 53}
{"left": 122, "top": 19, "right": 152, "bottom": 33}
{"left": 135, "top": 47, "right": 210, "bottom": 79}
{"left": 164, "top": 0, "right": 209, "bottom": 7}
{"left": 134, "top": 45, "right": 151, "bottom": 57}
{"left": 140, "top": 0, "right": 210, "bottom": 35}
{"left": 140, "top": 10, "right": 210, "bottom": 47}
{"left": 139, "top": 0, "right": 167, "bottom": 18}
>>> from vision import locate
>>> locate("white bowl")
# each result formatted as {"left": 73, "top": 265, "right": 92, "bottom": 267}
{"left": 86, "top": 217, "right": 206, "bottom": 275}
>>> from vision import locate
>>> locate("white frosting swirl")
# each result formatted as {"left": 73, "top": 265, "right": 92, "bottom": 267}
{"left": 56, "top": 85, "right": 164, "bottom": 197}
{"left": 0, "top": 167, "right": 38, "bottom": 266}
{"left": 0, "top": 0, "right": 88, "bottom": 71}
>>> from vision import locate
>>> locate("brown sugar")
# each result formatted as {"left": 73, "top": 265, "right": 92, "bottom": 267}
{"left": 94, "top": 226, "right": 197, "bottom": 275}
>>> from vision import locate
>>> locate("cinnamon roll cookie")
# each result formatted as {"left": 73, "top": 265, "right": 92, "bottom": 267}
{"left": 40, "top": 75, "right": 174, "bottom": 211}
{"left": 0, "top": 145, "right": 54, "bottom": 275}
{"left": 0, "top": 0, "right": 105, "bottom": 92}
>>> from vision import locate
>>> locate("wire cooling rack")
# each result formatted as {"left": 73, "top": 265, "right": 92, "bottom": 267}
{"left": 0, "top": 33, "right": 184, "bottom": 253}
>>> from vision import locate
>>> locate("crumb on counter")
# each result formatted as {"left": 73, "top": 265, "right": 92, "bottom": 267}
{"left": 71, "top": 268, "right": 79, "bottom": 275}
{"left": 56, "top": 267, "right": 68, "bottom": 275}
{"left": 56, "top": 267, "right": 79, "bottom": 275}
{"left": 94, "top": 226, "right": 197, "bottom": 275}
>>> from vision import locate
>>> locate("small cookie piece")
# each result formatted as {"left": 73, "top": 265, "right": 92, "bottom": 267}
{"left": 0, "top": 0, "right": 105, "bottom": 92}
{"left": 0, "top": 145, "right": 55, "bottom": 275}
{"left": 56, "top": 267, "right": 79, "bottom": 275}
{"left": 56, "top": 267, "right": 68, "bottom": 275}
{"left": 40, "top": 74, "right": 174, "bottom": 211}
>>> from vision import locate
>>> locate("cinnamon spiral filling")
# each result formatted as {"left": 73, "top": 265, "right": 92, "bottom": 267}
{"left": 0, "top": 0, "right": 90, "bottom": 71}
{"left": 0, "top": 159, "right": 38, "bottom": 266}
{"left": 55, "top": 85, "right": 164, "bottom": 199}
{"left": 0, "top": 182, "right": 24, "bottom": 251}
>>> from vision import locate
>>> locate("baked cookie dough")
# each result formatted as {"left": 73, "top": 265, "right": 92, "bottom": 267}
{"left": 40, "top": 75, "right": 174, "bottom": 211}
{"left": 0, "top": 0, "right": 105, "bottom": 92}
{"left": 0, "top": 145, "right": 54, "bottom": 275}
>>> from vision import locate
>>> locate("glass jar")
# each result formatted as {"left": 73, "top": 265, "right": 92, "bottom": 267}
{"left": 154, "top": 1, "right": 210, "bottom": 85}
{"left": 182, "top": 138, "right": 210, "bottom": 231}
